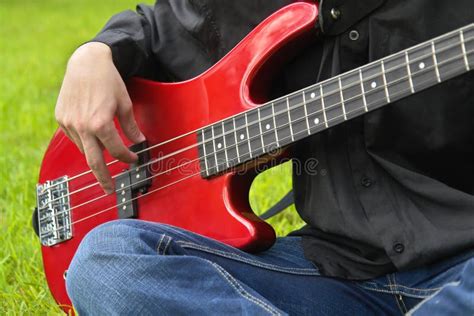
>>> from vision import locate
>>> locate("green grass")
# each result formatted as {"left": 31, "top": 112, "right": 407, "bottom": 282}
{"left": 0, "top": 1, "right": 303, "bottom": 314}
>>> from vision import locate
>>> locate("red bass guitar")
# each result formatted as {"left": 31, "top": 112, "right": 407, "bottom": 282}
{"left": 35, "top": 2, "right": 473, "bottom": 312}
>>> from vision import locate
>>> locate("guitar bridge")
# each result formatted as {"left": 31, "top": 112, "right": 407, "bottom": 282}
{"left": 36, "top": 176, "right": 72, "bottom": 246}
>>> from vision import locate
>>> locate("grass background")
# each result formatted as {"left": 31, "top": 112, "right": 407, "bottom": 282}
{"left": 0, "top": 1, "right": 304, "bottom": 314}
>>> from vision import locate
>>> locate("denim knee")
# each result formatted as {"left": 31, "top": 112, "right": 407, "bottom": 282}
{"left": 65, "top": 219, "right": 165, "bottom": 304}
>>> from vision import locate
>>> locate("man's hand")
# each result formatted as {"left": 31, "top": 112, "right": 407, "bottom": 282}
{"left": 55, "top": 42, "right": 145, "bottom": 194}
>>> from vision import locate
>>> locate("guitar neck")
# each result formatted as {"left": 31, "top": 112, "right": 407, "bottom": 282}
{"left": 198, "top": 24, "right": 473, "bottom": 177}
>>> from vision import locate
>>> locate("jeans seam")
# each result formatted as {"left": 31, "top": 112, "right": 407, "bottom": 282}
{"left": 386, "top": 284, "right": 443, "bottom": 292}
{"left": 405, "top": 281, "right": 461, "bottom": 316}
{"left": 355, "top": 284, "right": 432, "bottom": 299}
{"left": 355, "top": 281, "right": 442, "bottom": 297}
{"left": 209, "top": 261, "right": 281, "bottom": 315}
{"left": 177, "top": 241, "right": 319, "bottom": 275}
{"left": 391, "top": 274, "right": 408, "bottom": 314}
{"left": 387, "top": 274, "right": 407, "bottom": 315}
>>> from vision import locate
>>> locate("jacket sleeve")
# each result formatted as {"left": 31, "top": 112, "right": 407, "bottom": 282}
{"left": 90, "top": 0, "right": 293, "bottom": 81}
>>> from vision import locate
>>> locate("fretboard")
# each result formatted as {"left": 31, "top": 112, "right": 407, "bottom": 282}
{"left": 198, "top": 24, "right": 473, "bottom": 177}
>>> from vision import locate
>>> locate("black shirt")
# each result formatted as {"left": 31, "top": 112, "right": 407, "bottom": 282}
{"left": 91, "top": 0, "right": 474, "bottom": 280}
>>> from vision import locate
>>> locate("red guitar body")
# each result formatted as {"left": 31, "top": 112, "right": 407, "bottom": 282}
{"left": 38, "top": 3, "right": 318, "bottom": 312}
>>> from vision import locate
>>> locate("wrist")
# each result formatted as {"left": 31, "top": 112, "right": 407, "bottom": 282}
{"left": 68, "top": 42, "right": 112, "bottom": 66}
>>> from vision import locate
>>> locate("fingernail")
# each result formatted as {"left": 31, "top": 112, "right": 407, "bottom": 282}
{"left": 104, "top": 187, "right": 115, "bottom": 195}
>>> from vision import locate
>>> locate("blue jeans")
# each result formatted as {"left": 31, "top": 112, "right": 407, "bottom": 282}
{"left": 66, "top": 219, "right": 474, "bottom": 315}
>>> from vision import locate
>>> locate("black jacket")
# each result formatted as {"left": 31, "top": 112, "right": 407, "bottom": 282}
{"left": 91, "top": 0, "right": 474, "bottom": 279}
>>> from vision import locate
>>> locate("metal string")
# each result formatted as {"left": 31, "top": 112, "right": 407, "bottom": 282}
{"left": 41, "top": 28, "right": 473, "bottom": 193}
{"left": 41, "top": 61, "right": 472, "bottom": 233}
{"left": 39, "top": 45, "right": 473, "bottom": 211}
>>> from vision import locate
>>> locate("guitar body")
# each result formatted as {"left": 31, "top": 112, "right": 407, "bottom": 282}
{"left": 38, "top": 3, "right": 319, "bottom": 312}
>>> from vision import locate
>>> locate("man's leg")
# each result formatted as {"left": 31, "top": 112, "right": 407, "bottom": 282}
{"left": 66, "top": 219, "right": 402, "bottom": 315}
{"left": 353, "top": 248, "right": 474, "bottom": 315}
{"left": 406, "top": 257, "right": 474, "bottom": 315}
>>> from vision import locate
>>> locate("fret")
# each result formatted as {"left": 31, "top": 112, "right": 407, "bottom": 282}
{"left": 287, "top": 92, "right": 308, "bottom": 140}
{"left": 380, "top": 60, "right": 390, "bottom": 103}
{"left": 464, "top": 26, "right": 474, "bottom": 68}
{"left": 304, "top": 88, "right": 326, "bottom": 133}
{"left": 212, "top": 124, "right": 227, "bottom": 170}
{"left": 273, "top": 98, "right": 292, "bottom": 146}
{"left": 460, "top": 30, "right": 470, "bottom": 71}
{"left": 361, "top": 61, "right": 386, "bottom": 110}
{"left": 210, "top": 126, "right": 219, "bottom": 171}
{"left": 202, "top": 128, "right": 216, "bottom": 175}
{"left": 319, "top": 85, "right": 329, "bottom": 127}
{"left": 286, "top": 97, "right": 295, "bottom": 141}
{"left": 340, "top": 71, "right": 366, "bottom": 119}
{"left": 260, "top": 103, "right": 278, "bottom": 151}
{"left": 257, "top": 108, "right": 265, "bottom": 151}
{"left": 197, "top": 129, "right": 209, "bottom": 177}
{"left": 301, "top": 91, "right": 311, "bottom": 134}
{"left": 244, "top": 113, "right": 252, "bottom": 158}
{"left": 246, "top": 110, "right": 263, "bottom": 157}
{"left": 232, "top": 117, "right": 241, "bottom": 163}
{"left": 221, "top": 121, "right": 229, "bottom": 167}
{"left": 223, "top": 119, "right": 238, "bottom": 166}
{"left": 433, "top": 31, "right": 466, "bottom": 81}
{"left": 234, "top": 115, "right": 250, "bottom": 162}
{"left": 358, "top": 69, "right": 368, "bottom": 111}
{"left": 431, "top": 41, "right": 441, "bottom": 82}
{"left": 407, "top": 42, "right": 439, "bottom": 91}
{"left": 271, "top": 102, "right": 280, "bottom": 147}
{"left": 337, "top": 77, "right": 347, "bottom": 120}
{"left": 384, "top": 52, "right": 411, "bottom": 102}
{"left": 405, "top": 51, "right": 415, "bottom": 93}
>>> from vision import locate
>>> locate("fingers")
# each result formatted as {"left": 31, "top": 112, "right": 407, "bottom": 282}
{"left": 117, "top": 93, "right": 146, "bottom": 144}
{"left": 93, "top": 121, "right": 138, "bottom": 163}
{"left": 81, "top": 134, "right": 114, "bottom": 194}
{"left": 58, "top": 121, "right": 84, "bottom": 153}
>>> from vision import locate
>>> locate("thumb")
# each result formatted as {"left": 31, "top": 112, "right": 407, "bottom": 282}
{"left": 117, "top": 95, "right": 146, "bottom": 144}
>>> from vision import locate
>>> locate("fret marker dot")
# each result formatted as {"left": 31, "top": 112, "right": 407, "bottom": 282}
{"left": 217, "top": 143, "right": 222, "bottom": 149}
{"left": 419, "top": 62, "right": 425, "bottom": 69}
{"left": 314, "top": 118, "right": 320, "bottom": 124}
{"left": 265, "top": 123, "right": 271, "bottom": 130}
{"left": 240, "top": 134, "right": 245, "bottom": 140}
{"left": 310, "top": 92, "right": 316, "bottom": 99}
{"left": 371, "top": 81, "right": 377, "bottom": 89}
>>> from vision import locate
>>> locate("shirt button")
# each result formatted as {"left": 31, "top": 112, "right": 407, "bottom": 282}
{"left": 393, "top": 243, "right": 405, "bottom": 254}
{"left": 361, "top": 177, "right": 373, "bottom": 188}
{"left": 330, "top": 8, "right": 341, "bottom": 20}
{"left": 349, "top": 30, "right": 359, "bottom": 41}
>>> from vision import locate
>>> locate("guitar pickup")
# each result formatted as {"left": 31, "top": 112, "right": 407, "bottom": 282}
{"left": 115, "top": 141, "right": 152, "bottom": 218}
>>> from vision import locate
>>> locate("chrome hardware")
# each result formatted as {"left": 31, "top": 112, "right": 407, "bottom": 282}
{"left": 36, "top": 176, "right": 72, "bottom": 246}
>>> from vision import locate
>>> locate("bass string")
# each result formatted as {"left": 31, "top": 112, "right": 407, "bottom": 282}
{"left": 41, "top": 34, "right": 473, "bottom": 192}
{"left": 42, "top": 61, "right": 472, "bottom": 232}
{"left": 39, "top": 47, "right": 473, "bottom": 209}
{"left": 43, "top": 35, "right": 473, "bottom": 190}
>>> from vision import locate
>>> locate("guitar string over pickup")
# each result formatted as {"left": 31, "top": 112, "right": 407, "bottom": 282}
{"left": 115, "top": 141, "right": 152, "bottom": 219}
